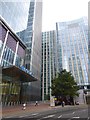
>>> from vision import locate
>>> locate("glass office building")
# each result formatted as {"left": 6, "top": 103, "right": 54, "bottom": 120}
{"left": 17, "top": 0, "right": 42, "bottom": 101}
{"left": 56, "top": 17, "right": 89, "bottom": 88}
{"left": 0, "top": 17, "right": 37, "bottom": 107}
{"left": 0, "top": 0, "right": 42, "bottom": 102}
{"left": 41, "top": 31, "right": 57, "bottom": 100}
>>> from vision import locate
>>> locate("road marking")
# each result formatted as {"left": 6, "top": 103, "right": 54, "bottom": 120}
{"left": 19, "top": 115, "right": 30, "bottom": 118}
{"left": 43, "top": 114, "right": 55, "bottom": 118}
{"left": 6, "top": 113, "right": 40, "bottom": 119}
{"left": 19, "top": 113, "right": 39, "bottom": 118}
{"left": 72, "top": 112, "right": 75, "bottom": 114}
{"left": 58, "top": 115, "right": 62, "bottom": 118}
{"left": 31, "top": 113, "right": 39, "bottom": 116}
{"left": 72, "top": 117, "right": 80, "bottom": 118}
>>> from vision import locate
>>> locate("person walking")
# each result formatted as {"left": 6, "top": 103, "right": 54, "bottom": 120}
{"left": 35, "top": 101, "right": 38, "bottom": 106}
{"left": 61, "top": 101, "right": 65, "bottom": 107}
{"left": 22, "top": 103, "right": 26, "bottom": 110}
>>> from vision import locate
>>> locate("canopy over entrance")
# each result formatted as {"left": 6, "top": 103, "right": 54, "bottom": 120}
{"left": 2, "top": 65, "right": 38, "bottom": 82}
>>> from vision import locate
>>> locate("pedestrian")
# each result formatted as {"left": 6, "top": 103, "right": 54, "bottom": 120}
{"left": 35, "top": 101, "right": 38, "bottom": 106}
{"left": 61, "top": 101, "right": 65, "bottom": 107}
{"left": 22, "top": 103, "right": 26, "bottom": 110}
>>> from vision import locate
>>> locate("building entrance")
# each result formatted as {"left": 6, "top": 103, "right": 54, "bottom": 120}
{"left": 2, "top": 65, "right": 37, "bottom": 106}
{"left": 2, "top": 82, "right": 21, "bottom": 106}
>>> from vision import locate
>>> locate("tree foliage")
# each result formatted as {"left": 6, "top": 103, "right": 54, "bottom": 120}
{"left": 51, "top": 69, "right": 79, "bottom": 98}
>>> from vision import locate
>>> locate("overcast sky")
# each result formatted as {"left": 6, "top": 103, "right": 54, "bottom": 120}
{"left": 42, "top": 0, "right": 89, "bottom": 31}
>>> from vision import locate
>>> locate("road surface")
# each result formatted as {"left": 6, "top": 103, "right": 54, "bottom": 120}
{"left": 2, "top": 105, "right": 90, "bottom": 120}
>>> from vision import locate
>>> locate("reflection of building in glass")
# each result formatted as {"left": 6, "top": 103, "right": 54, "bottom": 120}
{"left": 0, "top": 0, "right": 30, "bottom": 32}
{"left": 41, "top": 31, "right": 57, "bottom": 100}
{"left": 0, "top": 17, "right": 37, "bottom": 106}
{"left": 56, "top": 17, "right": 89, "bottom": 87}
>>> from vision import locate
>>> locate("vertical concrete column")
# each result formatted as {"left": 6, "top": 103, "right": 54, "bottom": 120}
{"left": 0, "top": 30, "right": 9, "bottom": 65}
{"left": 13, "top": 41, "right": 19, "bottom": 65}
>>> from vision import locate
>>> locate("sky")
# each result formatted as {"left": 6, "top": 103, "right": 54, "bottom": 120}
{"left": 42, "top": 0, "right": 89, "bottom": 31}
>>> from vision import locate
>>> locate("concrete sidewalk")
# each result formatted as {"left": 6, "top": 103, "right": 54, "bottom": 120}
{"left": 2, "top": 103, "right": 88, "bottom": 118}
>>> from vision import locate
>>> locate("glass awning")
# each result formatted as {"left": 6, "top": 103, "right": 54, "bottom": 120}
{"left": 2, "top": 65, "right": 38, "bottom": 82}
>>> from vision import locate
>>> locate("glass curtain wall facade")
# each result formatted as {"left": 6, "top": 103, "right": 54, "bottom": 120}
{"left": 88, "top": 2, "right": 90, "bottom": 86}
{"left": 41, "top": 31, "right": 57, "bottom": 100}
{"left": 0, "top": 1, "right": 30, "bottom": 106}
{"left": 0, "top": 18, "right": 27, "bottom": 106}
{"left": 0, "top": 0, "right": 42, "bottom": 102}
{"left": 0, "top": 0, "right": 30, "bottom": 32}
{"left": 86, "top": 2, "right": 90, "bottom": 104}
{"left": 56, "top": 17, "right": 89, "bottom": 87}
{"left": 0, "top": 18, "right": 26, "bottom": 69}
{"left": 17, "top": 0, "right": 42, "bottom": 101}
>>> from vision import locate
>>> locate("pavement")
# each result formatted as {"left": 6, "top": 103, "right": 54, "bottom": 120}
{"left": 1, "top": 102, "right": 88, "bottom": 119}
{"left": 2, "top": 102, "right": 51, "bottom": 118}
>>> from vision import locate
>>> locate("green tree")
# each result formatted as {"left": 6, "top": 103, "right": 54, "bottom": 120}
{"left": 51, "top": 69, "right": 79, "bottom": 100}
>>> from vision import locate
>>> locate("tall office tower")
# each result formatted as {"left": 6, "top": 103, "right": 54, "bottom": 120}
{"left": 41, "top": 31, "right": 57, "bottom": 100}
{"left": 56, "top": 17, "right": 89, "bottom": 88}
{"left": 17, "top": 0, "right": 42, "bottom": 101}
